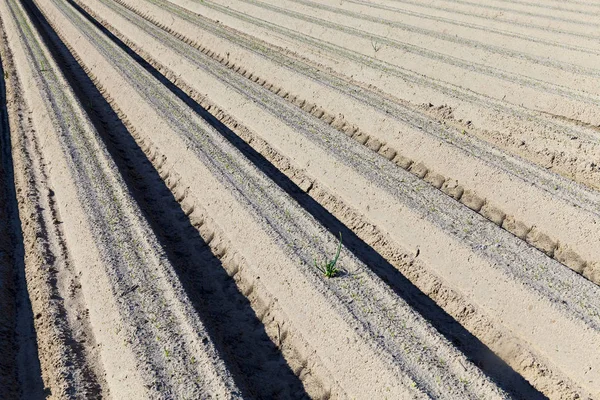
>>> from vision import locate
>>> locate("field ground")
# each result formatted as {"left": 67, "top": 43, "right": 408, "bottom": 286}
{"left": 0, "top": 0, "right": 599, "bottom": 398}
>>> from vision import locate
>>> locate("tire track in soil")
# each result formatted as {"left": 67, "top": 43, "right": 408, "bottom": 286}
{"left": 21, "top": 0, "right": 312, "bottom": 397}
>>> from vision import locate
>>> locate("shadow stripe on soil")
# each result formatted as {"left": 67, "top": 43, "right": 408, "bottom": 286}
{"left": 0, "top": 38, "right": 23, "bottom": 400}
{"left": 0, "top": 35, "right": 46, "bottom": 399}
{"left": 68, "top": 0, "right": 546, "bottom": 397}
{"left": 19, "top": 0, "right": 309, "bottom": 397}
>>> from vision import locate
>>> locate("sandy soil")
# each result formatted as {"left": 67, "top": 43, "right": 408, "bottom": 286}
{"left": 0, "top": 0, "right": 598, "bottom": 398}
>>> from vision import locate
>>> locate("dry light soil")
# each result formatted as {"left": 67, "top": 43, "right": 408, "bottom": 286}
{"left": 1, "top": 0, "right": 600, "bottom": 398}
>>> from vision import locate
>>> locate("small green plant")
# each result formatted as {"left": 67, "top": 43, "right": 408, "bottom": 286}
{"left": 314, "top": 233, "right": 342, "bottom": 278}
{"left": 371, "top": 40, "right": 382, "bottom": 53}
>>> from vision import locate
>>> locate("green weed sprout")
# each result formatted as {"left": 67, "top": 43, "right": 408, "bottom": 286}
{"left": 314, "top": 233, "right": 342, "bottom": 278}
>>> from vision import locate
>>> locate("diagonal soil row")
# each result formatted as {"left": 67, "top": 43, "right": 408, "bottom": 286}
{"left": 384, "top": 0, "right": 600, "bottom": 40}
{"left": 1, "top": 0, "right": 244, "bottom": 396}
{"left": 2, "top": 0, "right": 598, "bottom": 397}
{"left": 30, "top": 0, "right": 523, "bottom": 397}
{"left": 173, "top": 0, "right": 600, "bottom": 192}
{"left": 0, "top": 24, "right": 27, "bottom": 399}
{"left": 62, "top": 4, "right": 552, "bottom": 397}
{"left": 490, "top": 0, "right": 600, "bottom": 15}
{"left": 60, "top": 0, "right": 540, "bottom": 397}
{"left": 283, "top": 0, "right": 600, "bottom": 79}
{"left": 398, "top": 0, "right": 600, "bottom": 27}
{"left": 64, "top": 3, "right": 549, "bottom": 397}
{"left": 196, "top": 0, "right": 600, "bottom": 125}
{"left": 70, "top": 0, "right": 600, "bottom": 397}
{"left": 238, "top": 0, "right": 600, "bottom": 102}
{"left": 55, "top": 0, "right": 600, "bottom": 397}
{"left": 18, "top": 0, "right": 328, "bottom": 397}
{"left": 340, "top": 0, "right": 600, "bottom": 56}
{"left": 88, "top": 0, "right": 600, "bottom": 326}
{"left": 1, "top": 10, "right": 104, "bottom": 399}
{"left": 112, "top": 0, "right": 600, "bottom": 286}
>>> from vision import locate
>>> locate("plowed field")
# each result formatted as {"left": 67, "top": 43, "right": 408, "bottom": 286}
{"left": 0, "top": 0, "right": 599, "bottom": 398}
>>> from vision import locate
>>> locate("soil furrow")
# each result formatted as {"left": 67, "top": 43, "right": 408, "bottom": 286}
{"left": 286, "top": 0, "right": 600, "bottom": 78}
{"left": 173, "top": 0, "right": 600, "bottom": 190}
{"left": 104, "top": 0, "right": 600, "bottom": 285}
{"left": 404, "top": 0, "right": 600, "bottom": 25}
{"left": 2, "top": 0, "right": 242, "bottom": 396}
{"left": 50, "top": 0, "right": 600, "bottom": 396}
{"left": 49, "top": 0, "right": 600, "bottom": 397}
{"left": 141, "top": 0, "right": 600, "bottom": 326}
{"left": 488, "top": 0, "right": 600, "bottom": 15}
{"left": 2, "top": 8, "right": 100, "bottom": 399}
{"left": 345, "top": 0, "right": 600, "bottom": 56}
{"left": 21, "top": 0, "right": 317, "bottom": 397}
{"left": 522, "top": 0, "right": 600, "bottom": 9}
{"left": 384, "top": 0, "right": 600, "bottom": 40}
{"left": 209, "top": 0, "right": 600, "bottom": 115}
{"left": 33, "top": 0, "right": 520, "bottom": 397}
{"left": 144, "top": 0, "right": 600, "bottom": 180}
{"left": 0, "top": 0, "right": 596, "bottom": 397}
{"left": 0, "top": 24, "right": 26, "bottom": 399}
{"left": 69, "top": 3, "right": 560, "bottom": 398}
{"left": 99, "top": 3, "right": 599, "bottom": 281}
{"left": 65, "top": 1, "right": 546, "bottom": 398}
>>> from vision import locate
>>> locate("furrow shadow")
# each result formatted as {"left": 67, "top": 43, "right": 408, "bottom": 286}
{"left": 62, "top": 0, "right": 549, "bottom": 397}
{"left": 19, "top": 0, "right": 309, "bottom": 397}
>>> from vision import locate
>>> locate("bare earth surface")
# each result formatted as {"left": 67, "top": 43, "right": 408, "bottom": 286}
{"left": 0, "top": 0, "right": 598, "bottom": 398}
